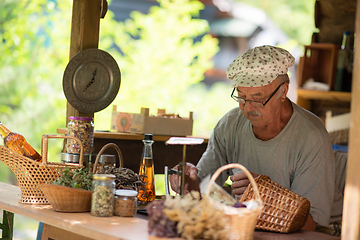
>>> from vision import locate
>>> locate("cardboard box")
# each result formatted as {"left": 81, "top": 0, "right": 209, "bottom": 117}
{"left": 326, "top": 111, "right": 350, "bottom": 145}
{"left": 111, "top": 106, "right": 193, "bottom": 136}
{"left": 326, "top": 111, "right": 351, "bottom": 133}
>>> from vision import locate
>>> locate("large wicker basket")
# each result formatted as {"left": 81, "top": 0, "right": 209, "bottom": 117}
{"left": 205, "top": 163, "right": 264, "bottom": 240}
{"left": 240, "top": 175, "right": 310, "bottom": 233}
{"left": 0, "top": 134, "right": 85, "bottom": 204}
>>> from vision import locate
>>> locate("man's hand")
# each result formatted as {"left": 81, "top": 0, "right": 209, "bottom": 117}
{"left": 230, "top": 171, "right": 259, "bottom": 199}
{"left": 169, "top": 162, "right": 200, "bottom": 194}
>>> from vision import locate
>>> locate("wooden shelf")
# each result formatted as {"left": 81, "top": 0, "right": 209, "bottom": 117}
{"left": 56, "top": 128, "right": 209, "bottom": 174}
{"left": 297, "top": 89, "right": 352, "bottom": 111}
{"left": 57, "top": 128, "right": 208, "bottom": 142}
{"left": 297, "top": 89, "right": 352, "bottom": 101}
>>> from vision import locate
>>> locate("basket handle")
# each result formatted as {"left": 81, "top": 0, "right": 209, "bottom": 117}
{"left": 205, "top": 163, "right": 262, "bottom": 202}
{"left": 92, "top": 143, "right": 123, "bottom": 174}
{"left": 41, "top": 134, "right": 84, "bottom": 166}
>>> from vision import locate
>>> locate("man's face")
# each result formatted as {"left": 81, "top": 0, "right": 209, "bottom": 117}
{"left": 235, "top": 80, "right": 284, "bottom": 128}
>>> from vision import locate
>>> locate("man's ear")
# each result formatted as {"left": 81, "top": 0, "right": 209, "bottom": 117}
{"left": 281, "top": 82, "right": 289, "bottom": 101}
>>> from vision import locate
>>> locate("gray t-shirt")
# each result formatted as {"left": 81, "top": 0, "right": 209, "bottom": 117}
{"left": 197, "top": 101, "right": 343, "bottom": 227}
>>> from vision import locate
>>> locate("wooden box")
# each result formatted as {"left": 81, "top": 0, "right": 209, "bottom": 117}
{"left": 297, "top": 43, "right": 340, "bottom": 91}
{"left": 111, "top": 106, "right": 193, "bottom": 136}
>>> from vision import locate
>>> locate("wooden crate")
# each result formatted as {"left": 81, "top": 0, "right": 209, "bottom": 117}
{"left": 111, "top": 106, "right": 193, "bottom": 136}
{"left": 297, "top": 43, "right": 340, "bottom": 91}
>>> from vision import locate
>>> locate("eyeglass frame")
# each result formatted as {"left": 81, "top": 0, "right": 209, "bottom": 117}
{"left": 230, "top": 82, "right": 285, "bottom": 108}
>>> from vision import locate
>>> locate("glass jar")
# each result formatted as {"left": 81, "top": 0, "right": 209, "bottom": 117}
{"left": 66, "top": 116, "right": 94, "bottom": 155}
{"left": 91, "top": 174, "right": 116, "bottom": 217}
{"left": 115, "top": 189, "right": 138, "bottom": 217}
{"left": 61, "top": 152, "right": 90, "bottom": 170}
{"left": 92, "top": 154, "right": 116, "bottom": 173}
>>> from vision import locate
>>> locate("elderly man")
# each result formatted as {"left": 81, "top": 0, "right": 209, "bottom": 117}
{"left": 170, "top": 45, "right": 343, "bottom": 234}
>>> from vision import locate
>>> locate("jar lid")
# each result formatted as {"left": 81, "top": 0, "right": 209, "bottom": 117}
{"left": 69, "top": 116, "right": 93, "bottom": 121}
{"left": 61, "top": 153, "right": 90, "bottom": 163}
{"left": 93, "top": 174, "right": 116, "bottom": 180}
{"left": 115, "top": 189, "right": 138, "bottom": 197}
{"left": 91, "top": 154, "right": 116, "bottom": 164}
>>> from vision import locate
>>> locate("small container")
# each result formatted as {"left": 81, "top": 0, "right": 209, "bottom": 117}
{"left": 115, "top": 189, "right": 138, "bottom": 217}
{"left": 91, "top": 154, "right": 116, "bottom": 173}
{"left": 91, "top": 174, "right": 116, "bottom": 217}
{"left": 66, "top": 116, "right": 94, "bottom": 155}
{"left": 61, "top": 152, "right": 90, "bottom": 170}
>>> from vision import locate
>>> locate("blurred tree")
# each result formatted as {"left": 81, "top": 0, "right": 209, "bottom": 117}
{"left": 0, "top": 0, "right": 220, "bottom": 182}
{"left": 0, "top": 0, "right": 71, "bottom": 184}
{"left": 95, "top": 0, "right": 219, "bottom": 130}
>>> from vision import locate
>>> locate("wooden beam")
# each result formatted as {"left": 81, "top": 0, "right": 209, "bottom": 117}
{"left": 66, "top": 0, "right": 102, "bottom": 124}
{"left": 342, "top": 0, "right": 360, "bottom": 238}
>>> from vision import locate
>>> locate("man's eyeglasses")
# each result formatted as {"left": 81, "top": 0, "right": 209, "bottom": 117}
{"left": 231, "top": 82, "right": 285, "bottom": 108}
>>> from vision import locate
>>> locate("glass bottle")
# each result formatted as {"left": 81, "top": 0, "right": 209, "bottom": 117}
{"left": 91, "top": 174, "right": 116, "bottom": 217}
{"left": 335, "top": 31, "right": 352, "bottom": 91}
{"left": 137, "top": 134, "right": 156, "bottom": 203}
{"left": 0, "top": 121, "right": 42, "bottom": 162}
{"left": 66, "top": 116, "right": 94, "bottom": 155}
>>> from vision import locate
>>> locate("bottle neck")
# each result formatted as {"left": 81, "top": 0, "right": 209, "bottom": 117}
{"left": 142, "top": 140, "right": 154, "bottom": 159}
{"left": 0, "top": 123, "right": 10, "bottom": 138}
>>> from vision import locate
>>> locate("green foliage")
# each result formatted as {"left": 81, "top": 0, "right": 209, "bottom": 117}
{"left": 0, "top": 0, "right": 72, "bottom": 183}
{"left": 95, "top": 0, "right": 219, "bottom": 130}
{"left": 52, "top": 167, "right": 93, "bottom": 190}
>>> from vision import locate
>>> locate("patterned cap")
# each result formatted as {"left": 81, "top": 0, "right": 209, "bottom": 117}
{"left": 226, "top": 45, "right": 295, "bottom": 87}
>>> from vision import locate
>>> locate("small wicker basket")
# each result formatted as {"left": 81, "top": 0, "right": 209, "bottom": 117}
{"left": 0, "top": 134, "right": 85, "bottom": 204}
{"left": 205, "top": 163, "right": 264, "bottom": 240}
{"left": 240, "top": 175, "right": 310, "bottom": 233}
{"left": 39, "top": 184, "right": 92, "bottom": 212}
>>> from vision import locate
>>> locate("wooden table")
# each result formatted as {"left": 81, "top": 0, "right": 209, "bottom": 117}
{"left": 0, "top": 182, "right": 340, "bottom": 240}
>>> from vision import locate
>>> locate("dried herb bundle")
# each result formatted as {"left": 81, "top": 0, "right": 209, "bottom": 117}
{"left": 102, "top": 165, "right": 145, "bottom": 191}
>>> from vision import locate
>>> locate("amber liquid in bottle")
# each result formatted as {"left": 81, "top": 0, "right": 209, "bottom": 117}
{"left": 138, "top": 157, "right": 156, "bottom": 202}
{"left": 137, "top": 134, "right": 155, "bottom": 203}
{"left": 0, "top": 122, "right": 42, "bottom": 162}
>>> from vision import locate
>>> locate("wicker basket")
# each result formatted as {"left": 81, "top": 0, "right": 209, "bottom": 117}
{"left": 39, "top": 184, "right": 92, "bottom": 212}
{"left": 0, "top": 134, "right": 85, "bottom": 204}
{"left": 205, "top": 163, "right": 264, "bottom": 240}
{"left": 240, "top": 175, "right": 310, "bottom": 233}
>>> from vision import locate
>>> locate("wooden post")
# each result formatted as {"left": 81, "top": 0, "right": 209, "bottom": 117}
{"left": 65, "top": 0, "right": 103, "bottom": 124}
{"left": 341, "top": 0, "right": 360, "bottom": 238}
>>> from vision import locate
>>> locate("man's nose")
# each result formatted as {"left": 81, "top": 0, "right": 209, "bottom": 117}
{"left": 243, "top": 101, "right": 255, "bottom": 112}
